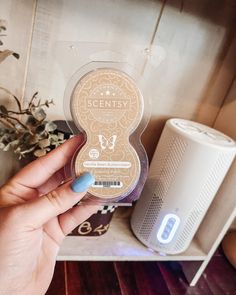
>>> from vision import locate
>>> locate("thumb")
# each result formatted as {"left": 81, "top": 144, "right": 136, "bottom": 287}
{"left": 22, "top": 172, "right": 95, "bottom": 228}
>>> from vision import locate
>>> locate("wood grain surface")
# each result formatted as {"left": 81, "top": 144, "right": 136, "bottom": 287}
{"left": 46, "top": 254, "right": 236, "bottom": 295}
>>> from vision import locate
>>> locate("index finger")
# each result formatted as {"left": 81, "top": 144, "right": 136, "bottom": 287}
{"left": 11, "top": 135, "right": 84, "bottom": 189}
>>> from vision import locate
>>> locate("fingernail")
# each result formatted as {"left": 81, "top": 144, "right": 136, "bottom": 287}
{"left": 71, "top": 172, "right": 95, "bottom": 193}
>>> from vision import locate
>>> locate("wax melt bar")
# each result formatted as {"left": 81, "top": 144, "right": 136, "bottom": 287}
{"left": 71, "top": 68, "right": 144, "bottom": 201}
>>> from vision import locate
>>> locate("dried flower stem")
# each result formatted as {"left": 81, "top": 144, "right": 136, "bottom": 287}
{"left": 3, "top": 114, "right": 33, "bottom": 134}
{"left": 0, "top": 86, "right": 22, "bottom": 112}
{"left": 29, "top": 91, "right": 38, "bottom": 108}
{"left": 0, "top": 87, "right": 53, "bottom": 116}
{"left": 0, "top": 117, "right": 16, "bottom": 130}
{"left": 20, "top": 146, "right": 36, "bottom": 155}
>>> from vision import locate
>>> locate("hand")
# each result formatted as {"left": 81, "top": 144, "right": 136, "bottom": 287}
{"left": 0, "top": 136, "right": 98, "bottom": 295}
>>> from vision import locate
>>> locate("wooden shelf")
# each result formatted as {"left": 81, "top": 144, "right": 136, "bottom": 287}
{"left": 58, "top": 215, "right": 207, "bottom": 261}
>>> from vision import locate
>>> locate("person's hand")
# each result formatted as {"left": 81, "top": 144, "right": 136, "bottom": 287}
{"left": 0, "top": 136, "right": 98, "bottom": 295}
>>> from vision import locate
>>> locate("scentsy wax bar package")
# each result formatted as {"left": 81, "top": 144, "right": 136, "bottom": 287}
{"left": 57, "top": 43, "right": 159, "bottom": 205}
{"left": 64, "top": 61, "right": 150, "bottom": 205}
{"left": 58, "top": 41, "right": 166, "bottom": 205}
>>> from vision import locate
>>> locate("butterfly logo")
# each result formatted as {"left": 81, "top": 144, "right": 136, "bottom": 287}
{"left": 98, "top": 135, "right": 117, "bottom": 151}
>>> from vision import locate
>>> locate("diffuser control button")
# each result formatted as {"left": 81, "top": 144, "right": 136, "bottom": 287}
{"left": 161, "top": 232, "right": 169, "bottom": 240}
{"left": 168, "top": 218, "right": 176, "bottom": 225}
{"left": 157, "top": 214, "right": 180, "bottom": 244}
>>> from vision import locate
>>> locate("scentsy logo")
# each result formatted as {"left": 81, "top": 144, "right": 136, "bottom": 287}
{"left": 87, "top": 98, "right": 130, "bottom": 109}
{"left": 86, "top": 85, "right": 130, "bottom": 110}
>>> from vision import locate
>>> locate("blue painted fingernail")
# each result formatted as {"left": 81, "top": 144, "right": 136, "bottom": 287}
{"left": 71, "top": 172, "right": 95, "bottom": 193}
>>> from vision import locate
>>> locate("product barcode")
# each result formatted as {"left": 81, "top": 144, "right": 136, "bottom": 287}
{"left": 92, "top": 181, "right": 123, "bottom": 188}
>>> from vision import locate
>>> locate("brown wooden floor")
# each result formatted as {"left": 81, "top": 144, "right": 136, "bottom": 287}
{"left": 47, "top": 252, "right": 236, "bottom": 295}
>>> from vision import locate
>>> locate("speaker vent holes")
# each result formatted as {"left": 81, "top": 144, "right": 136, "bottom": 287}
{"left": 139, "top": 195, "right": 163, "bottom": 240}
{"left": 138, "top": 136, "right": 187, "bottom": 242}
{"left": 174, "top": 210, "right": 201, "bottom": 251}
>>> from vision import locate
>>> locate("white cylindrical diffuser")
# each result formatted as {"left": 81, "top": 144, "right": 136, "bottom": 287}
{"left": 131, "top": 118, "right": 236, "bottom": 254}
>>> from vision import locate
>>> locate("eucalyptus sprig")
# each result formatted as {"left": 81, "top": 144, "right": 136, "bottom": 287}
{"left": 0, "top": 20, "right": 64, "bottom": 159}
{"left": 0, "top": 89, "right": 65, "bottom": 159}
{"left": 0, "top": 20, "right": 20, "bottom": 63}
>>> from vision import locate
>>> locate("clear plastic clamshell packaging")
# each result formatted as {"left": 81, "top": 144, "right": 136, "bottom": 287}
{"left": 61, "top": 42, "right": 166, "bottom": 205}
